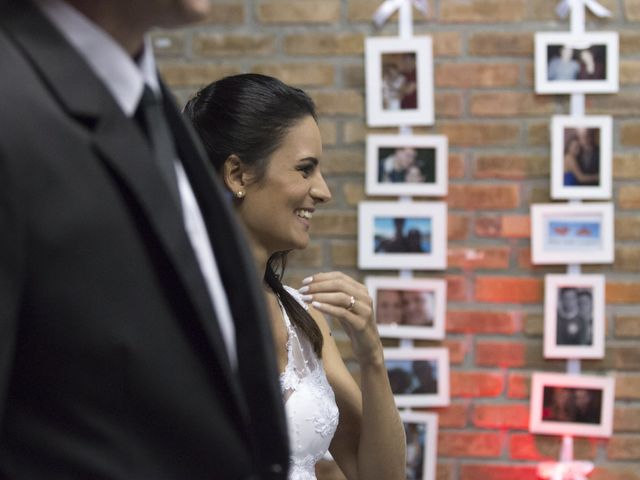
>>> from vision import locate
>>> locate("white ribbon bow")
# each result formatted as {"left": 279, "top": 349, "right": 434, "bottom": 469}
{"left": 372, "top": 0, "right": 429, "bottom": 27}
{"left": 537, "top": 461, "right": 594, "bottom": 480}
{"left": 556, "top": 0, "right": 612, "bottom": 18}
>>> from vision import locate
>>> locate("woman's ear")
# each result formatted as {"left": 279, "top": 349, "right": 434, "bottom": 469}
{"left": 222, "top": 154, "right": 246, "bottom": 195}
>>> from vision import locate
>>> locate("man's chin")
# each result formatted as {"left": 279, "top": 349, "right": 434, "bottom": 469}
{"left": 158, "top": 3, "right": 210, "bottom": 29}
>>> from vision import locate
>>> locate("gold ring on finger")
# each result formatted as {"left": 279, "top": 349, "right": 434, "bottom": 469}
{"left": 346, "top": 295, "right": 356, "bottom": 311}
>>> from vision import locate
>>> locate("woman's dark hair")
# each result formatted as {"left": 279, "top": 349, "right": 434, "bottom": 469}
{"left": 184, "top": 73, "right": 323, "bottom": 357}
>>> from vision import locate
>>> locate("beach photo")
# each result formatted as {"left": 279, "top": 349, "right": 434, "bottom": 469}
{"left": 359, "top": 202, "right": 447, "bottom": 270}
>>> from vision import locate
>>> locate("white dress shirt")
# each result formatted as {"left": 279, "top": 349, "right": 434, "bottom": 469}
{"left": 36, "top": 0, "right": 238, "bottom": 369}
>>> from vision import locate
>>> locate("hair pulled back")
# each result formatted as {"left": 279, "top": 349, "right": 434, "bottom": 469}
{"left": 184, "top": 74, "right": 323, "bottom": 357}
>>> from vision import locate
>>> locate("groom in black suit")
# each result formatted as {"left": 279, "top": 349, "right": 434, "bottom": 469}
{"left": 0, "top": 0, "right": 288, "bottom": 478}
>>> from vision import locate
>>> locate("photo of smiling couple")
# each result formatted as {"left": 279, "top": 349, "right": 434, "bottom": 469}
{"left": 0, "top": 1, "right": 405, "bottom": 478}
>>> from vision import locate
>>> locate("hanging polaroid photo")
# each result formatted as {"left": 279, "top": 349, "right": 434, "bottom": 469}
{"left": 529, "top": 372, "right": 615, "bottom": 438}
{"left": 365, "top": 36, "right": 434, "bottom": 126}
{"left": 551, "top": 115, "right": 612, "bottom": 200}
{"left": 366, "top": 134, "right": 448, "bottom": 197}
{"left": 358, "top": 201, "right": 447, "bottom": 270}
{"left": 535, "top": 32, "right": 619, "bottom": 94}
{"left": 530, "top": 203, "right": 614, "bottom": 265}
{"left": 544, "top": 274, "right": 605, "bottom": 359}
{"left": 400, "top": 411, "right": 438, "bottom": 480}
{"left": 384, "top": 347, "right": 450, "bottom": 407}
{"left": 366, "top": 276, "right": 446, "bottom": 340}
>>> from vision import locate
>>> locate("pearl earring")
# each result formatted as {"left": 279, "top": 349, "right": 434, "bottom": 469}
{"left": 235, "top": 190, "right": 245, "bottom": 199}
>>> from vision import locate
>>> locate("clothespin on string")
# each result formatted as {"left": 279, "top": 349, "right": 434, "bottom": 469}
{"left": 372, "top": 0, "right": 429, "bottom": 28}
{"left": 556, "top": 0, "right": 612, "bottom": 19}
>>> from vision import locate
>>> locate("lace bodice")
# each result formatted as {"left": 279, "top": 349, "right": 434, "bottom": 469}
{"left": 279, "top": 286, "right": 339, "bottom": 480}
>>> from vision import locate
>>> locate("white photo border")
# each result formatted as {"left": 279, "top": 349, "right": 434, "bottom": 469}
{"left": 529, "top": 372, "right": 615, "bottom": 438}
{"left": 365, "top": 134, "right": 448, "bottom": 197}
{"left": 551, "top": 115, "right": 612, "bottom": 200}
{"left": 365, "top": 36, "right": 434, "bottom": 127}
{"left": 535, "top": 32, "right": 619, "bottom": 94}
{"left": 366, "top": 276, "right": 446, "bottom": 340}
{"left": 383, "top": 347, "right": 450, "bottom": 408}
{"left": 544, "top": 274, "right": 605, "bottom": 359}
{"left": 530, "top": 202, "right": 614, "bottom": 265}
{"left": 399, "top": 411, "right": 439, "bottom": 480}
{"left": 358, "top": 201, "right": 447, "bottom": 270}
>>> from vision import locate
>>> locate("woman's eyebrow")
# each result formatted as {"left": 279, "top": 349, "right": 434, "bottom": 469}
{"left": 299, "top": 156, "right": 319, "bottom": 165}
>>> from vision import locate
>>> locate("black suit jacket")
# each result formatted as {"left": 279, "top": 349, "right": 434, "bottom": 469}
{"left": 0, "top": 2, "right": 288, "bottom": 478}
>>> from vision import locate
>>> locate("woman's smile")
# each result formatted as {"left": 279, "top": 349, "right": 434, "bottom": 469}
{"left": 295, "top": 208, "right": 314, "bottom": 229}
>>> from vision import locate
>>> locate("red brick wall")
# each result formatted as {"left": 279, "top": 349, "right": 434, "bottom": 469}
{"left": 157, "top": 1, "right": 640, "bottom": 478}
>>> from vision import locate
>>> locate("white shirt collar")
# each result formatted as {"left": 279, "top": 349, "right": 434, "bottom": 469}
{"left": 35, "top": 0, "right": 160, "bottom": 116}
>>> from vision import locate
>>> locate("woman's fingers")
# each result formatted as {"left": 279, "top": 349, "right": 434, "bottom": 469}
{"left": 304, "top": 272, "right": 383, "bottom": 365}
{"left": 300, "top": 273, "right": 371, "bottom": 308}
{"left": 311, "top": 299, "right": 370, "bottom": 332}
{"left": 302, "top": 271, "right": 360, "bottom": 290}
{"left": 302, "top": 291, "right": 356, "bottom": 310}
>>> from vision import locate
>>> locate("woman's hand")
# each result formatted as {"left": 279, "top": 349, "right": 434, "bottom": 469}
{"left": 299, "top": 272, "right": 382, "bottom": 366}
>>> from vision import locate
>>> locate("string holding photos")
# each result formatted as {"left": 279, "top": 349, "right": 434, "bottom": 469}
{"left": 372, "top": 0, "right": 429, "bottom": 28}
{"left": 555, "top": 0, "right": 611, "bottom": 19}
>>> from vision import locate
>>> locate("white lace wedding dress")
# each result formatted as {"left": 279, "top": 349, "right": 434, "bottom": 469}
{"left": 279, "top": 286, "right": 340, "bottom": 480}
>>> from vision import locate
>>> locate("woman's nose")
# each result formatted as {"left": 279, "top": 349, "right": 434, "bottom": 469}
{"left": 310, "top": 173, "right": 332, "bottom": 204}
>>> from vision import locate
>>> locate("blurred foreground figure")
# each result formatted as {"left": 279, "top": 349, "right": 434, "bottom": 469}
{"left": 0, "top": 1, "right": 288, "bottom": 478}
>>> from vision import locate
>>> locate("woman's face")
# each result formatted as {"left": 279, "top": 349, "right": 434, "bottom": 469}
{"left": 578, "top": 294, "right": 592, "bottom": 317}
{"left": 376, "top": 290, "right": 403, "bottom": 325}
{"left": 236, "top": 116, "right": 331, "bottom": 255}
{"left": 553, "top": 387, "right": 571, "bottom": 407}
{"left": 402, "top": 291, "right": 431, "bottom": 325}
{"left": 405, "top": 165, "right": 424, "bottom": 183}
{"left": 395, "top": 148, "right": 416, "bottom": 169}
{"left": 567, "top": 138, "right": 580, "bottom": 157}
{"left": 560, "top": 289, "right": 579, "bottom": 312}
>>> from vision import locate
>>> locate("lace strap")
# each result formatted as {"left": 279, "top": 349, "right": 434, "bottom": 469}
{"left": 283, "top": 285, "right": 309, "bottom": 311}
{"left": 278, "top": 285, "right": 319, "bottom": 386}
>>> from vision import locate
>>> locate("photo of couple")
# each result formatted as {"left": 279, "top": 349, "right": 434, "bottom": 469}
{"left": 556, "top": 287, "right": 594, "bottom": 346}
{"left": 405, "top": 421, "right": 428, "bottom": 480}
{"left": 542, "top": 386, "right": 602, "bottom": 425}
{"left": 381, "top": 52, "right": 418, "bottom": 111}
{"left": 386, "top": 360, "right": 438, "bottom": 396}
{"left": 562, "top": 126, "right": 601, "bottom": 187}
{"left": 547, "top": 44, "right": 607, "bottom": 81}
{"left": 376, "top": 289, "right": 434, "bottom": 327}
{"left": 377, "top": 146, "right": 436, "bottom": 185}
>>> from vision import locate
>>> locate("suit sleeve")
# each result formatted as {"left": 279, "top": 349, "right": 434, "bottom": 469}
{"left": 0, "top": 149, "right": 25, "bottom": 427}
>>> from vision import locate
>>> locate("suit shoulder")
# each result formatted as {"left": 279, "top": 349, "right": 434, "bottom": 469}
{"left": 0, "top": 29, "right": 45, "bottom": 104}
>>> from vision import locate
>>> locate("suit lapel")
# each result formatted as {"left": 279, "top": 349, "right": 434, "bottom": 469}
{"left": 1, "top": 0, "right": 250, "bottom": 427}
{"left": 164, "top": 88, "right": 290, "bottom": 468}
{"left": 91, "top": 115, "right": 246, "bottom": 405}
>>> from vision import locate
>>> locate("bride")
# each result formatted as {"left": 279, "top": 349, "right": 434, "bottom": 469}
{"left": 185, "top": 74, "right": 406, "bottom": 480}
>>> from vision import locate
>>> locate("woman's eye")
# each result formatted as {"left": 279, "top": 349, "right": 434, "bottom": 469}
{"left": 298, "top": 164, "right": 315, "bottom": 177}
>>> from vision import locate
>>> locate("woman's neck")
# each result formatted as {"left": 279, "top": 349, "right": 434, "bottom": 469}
{"left": 248, "top": 239, "right": 272, "bottom": 288}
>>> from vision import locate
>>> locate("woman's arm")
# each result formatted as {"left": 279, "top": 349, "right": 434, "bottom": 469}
{"left": 300, "top": 272, "right": 406, "bottom": 480}
{"left": 565, "top": 154, "right": 600, "bottom": 184}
